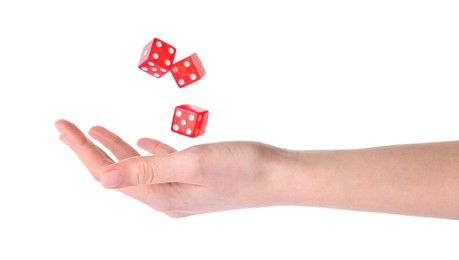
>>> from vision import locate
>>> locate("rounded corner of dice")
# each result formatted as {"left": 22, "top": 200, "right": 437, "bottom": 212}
{"left": 171, "top": 105, "right": 209, "bottom": 138}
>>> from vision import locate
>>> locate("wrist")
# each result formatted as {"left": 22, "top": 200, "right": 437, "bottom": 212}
{"left": 263, "top": 148, "right": 342, "bottom": 208}
{"left": 257, "top": 146, "right": 316, "bottom": 207}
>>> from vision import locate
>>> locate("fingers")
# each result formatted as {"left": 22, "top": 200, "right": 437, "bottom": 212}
{"left": 55, "top": 119, "right": 113, "bottom": 179}
{"left": 137, "top": 138, "right": 177, "bottom": 155}
{"left": 100, "top": 152, "right": 198, "bottom": 188}
{"left": 89, "top": 126, "right": 140, "bottom": 160}
{"left": 57, "top": 119, "right": 187, "bottom": 189}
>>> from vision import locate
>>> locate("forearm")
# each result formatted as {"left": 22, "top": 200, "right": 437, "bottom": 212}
{"left": 275, "top": 141, "right": 459, "bottom": 219}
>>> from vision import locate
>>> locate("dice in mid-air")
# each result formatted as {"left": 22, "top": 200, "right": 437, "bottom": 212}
{"left": 171, "top": 53, "right": 206, "bottom": 88}
{"left": 171, "top": 104, "right": 209, "bottom": 137}
{"left": 138, "top": 38, "right": 176, "bottom": 78}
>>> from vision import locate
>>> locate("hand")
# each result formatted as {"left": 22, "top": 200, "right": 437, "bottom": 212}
{"left": 55, "top": 120, "right": 459, "bottom": 219}
{"left": 55, "top": 119, "right": 289, "bottom": 217}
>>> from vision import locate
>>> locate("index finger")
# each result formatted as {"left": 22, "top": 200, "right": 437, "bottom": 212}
{"left": 55, "top": 119, "right": 113, "bottom": 180}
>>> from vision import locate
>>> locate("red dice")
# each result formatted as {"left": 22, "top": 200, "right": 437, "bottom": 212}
{"left": 171, "top": 53, "right": 206, "bottom": 88}
{"left": 171, "top": 104, "right": 209, "bottom": 137}
{"left": 138, "top": 38, "right": 176, "bottom": 78}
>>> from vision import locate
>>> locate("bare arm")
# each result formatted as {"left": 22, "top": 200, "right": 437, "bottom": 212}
{"left": 278, "top": 142, "right": 459, "bottom": 219}
{"left": 56, "top": 119, "right": 459, "bottom": 219}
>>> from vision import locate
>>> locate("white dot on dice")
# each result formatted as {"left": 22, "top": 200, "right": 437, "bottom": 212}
{"left": 190, "top": 74, "right": 197, "bottom": 80}
{"left": 186, "top": 128, "right": 192, "bottom": 135}
{"left": 148, "top": 62, "right": 154, "bottom": 66}
{"left": 172, "top": 67, "right": 178, "bottom": 73}
{"left": 141, "top": 67, "right": 148, "bottom": 71}
{"left": 152, "top": 53, "right": 159, "bottom": 59}
{"left": 184, "top": 61, "right": 190, "bottom": 67}
{"left": 178, "top": 79, "right": 185, "bottom": 85}
{"left": 181, "top": 119, "right": 187, "bottom": 126}
{"left": 176, "top": 111, "right": 182, "bottom": 117}
{"left": 165, "top": 60, "right": 171, "bottom": 66}
{"left": 189, "top": 114, "right": 195, "bottom": 121}
{"left": 156, "top": 41, "right": 162, "bottom": 48}
{"left": 168, "top": 48, "right": 174, "bottom": 54}
{"left": 151, "top": 68, "right": 157, "bottom": 71}
{"left": 173, "top": 124, "right": 179, "bottom": 131}
{"left": 153, "top": 73, "right": 160, "bottom": 77}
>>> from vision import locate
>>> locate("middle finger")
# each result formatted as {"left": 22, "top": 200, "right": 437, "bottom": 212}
{"left": 89, "top": 125, "right": 140, "bottom": 160}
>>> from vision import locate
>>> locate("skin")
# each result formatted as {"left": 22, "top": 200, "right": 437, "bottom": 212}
{"left": 55, "top": 119, "right": 459, "bottom": 219}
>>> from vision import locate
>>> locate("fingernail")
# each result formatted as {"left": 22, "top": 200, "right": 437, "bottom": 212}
{"left": 100, "top": 170, "right": 123, "bottom": 189}
{"left": 59, "top": 135, "right": 68, "bottom": 145}
{"left": 55, "top": 121, "right": 63, "bottom": 134}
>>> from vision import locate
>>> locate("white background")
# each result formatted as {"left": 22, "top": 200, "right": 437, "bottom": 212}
{"left": 1, "top": 0, "right": 459, "bottom": 259}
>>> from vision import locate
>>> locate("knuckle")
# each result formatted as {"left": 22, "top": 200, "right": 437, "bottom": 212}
{"left": 109, "top": 136, "right": 124, "bottom": 149}
{"left": 135, "top": 157, "right": 155, "bottom": 185}
{"left": 183, "top": 146, "right": 206, "bottom": 171}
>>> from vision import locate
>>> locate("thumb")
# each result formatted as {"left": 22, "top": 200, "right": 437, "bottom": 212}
{"left": 99, "top": 154, "right": 195, "bottom": 188}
